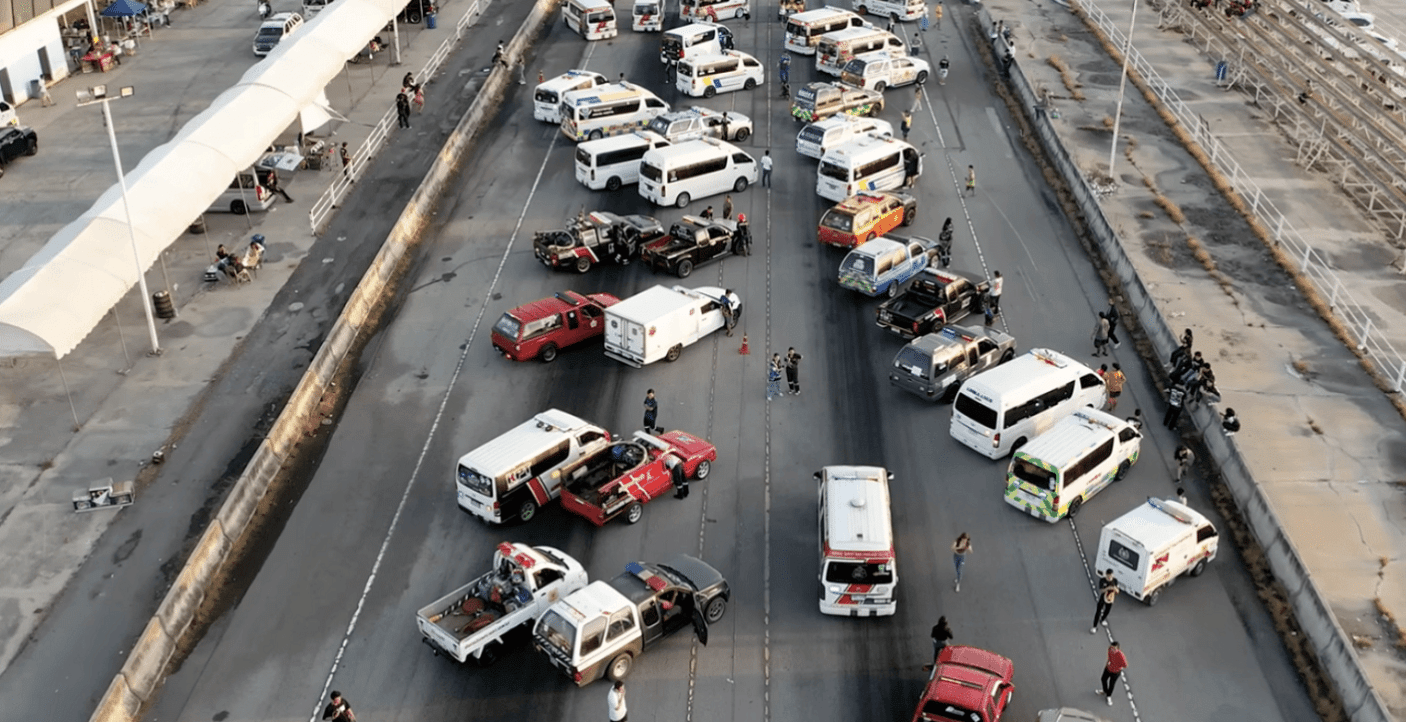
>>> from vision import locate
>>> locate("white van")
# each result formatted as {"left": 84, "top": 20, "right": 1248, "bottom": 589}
{"left": 676, "top": 50, "right": 765, "bottom": 97}
{"left": 950, "top": 349, "right": 1107, "bottom": 459}
{"left": 560, "top": 83, "right": 670, "bottom": 142}
{"left": 575, "top": 131, "right": 671, "bottom": 191}
{"left": 797, "top": 115, "right": 893, "bottom": 159}
{"left": 852, "top": 0, "right": 927, "bottom": 22}
{"left": 815, "top": 465, "right": 896, "bottom": 617}
{"left": 603, "top": 285, "right": 741, "bottom": 366}
{"left": 564, "top": 0, "right": 619, "bottom": 40}
{"left": 633, "top": 0, "right": 663, "bottom": 30}
{"left": 816, "top": 135, "right": 920, "bottom": 201}
{"left": 639, "top": 137, "right": 757, "bottom": 208}
{"left": 1095, "top": 498, "right": 1219, "bottom": 605}
{"left": 681, "top": 0, "right": 751, "bottom": 21}
{"left": 1004, "top": 409, "right": 1142, "bottom": 522}
{"left": 534, "top": 70, "right": 610, "bottom": 123}
{"left": 785, "top": 7, "right": 869, "bottom": 55}
{"left": 661, "top": 22, "right": 735, "bottom": 65}
{"left": 302, "top": 0, "right": 333, "bottom": 17}
{"left": 816, "top": 26, "right": 905, "bottom": 76}
{"left": 456, "top": 409, "right": 612, "bottom": 524}
{"left": 208, "top": 171, "right": 275, "bottom": 214}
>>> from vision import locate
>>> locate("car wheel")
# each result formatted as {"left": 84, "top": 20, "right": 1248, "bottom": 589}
{"left": 694, "top": 459, "right": 711, "bottom": 479}
{"left": 705, "top": 595, "right": 727, "bottom": 623}
{"left": 902, "top": 207, "right": 916, "bottom": 226}
{"left": 231, "top": 199, "right": 248, "bottom": 215}
{"left": 1189, "top": 559, "right": 1208, "bottom": 577}
{"left": 589, "top": 130, "right": 604, "bottom": 141}
{"left": 891, "top": 12, "right": 900, "bottom": 23}
{"left": 473, "top": 641, "right": 501, "bottom": 667}
{"left": 677, "top": 259, "right": 693, "bottom": 278}
{"left": 874, "top": 80, "right": 886, "bottom": 92}
{"left": 518, "top": 498, "right": 539, "bottom": 523}
{"left": 676, "top": 192, "right": 691, "bottom": 208}
{"left": 539, "top": 343, "right": 558, "bottom": 363}
{"left": 665, "top": 344, "right": 683, "bottom": 362}
{"left": 1114, "top": 459, "right": 1131, "bottom": 481}
{"left": 607, "top": 652, "right": 634, "bottom": 681}
{"left": 1066, "top": 497, "right": 1083, "bottom": 518}
{"left": 25, "top": 138, "right": 38, "bottom": 156}
{"left": 886, "top": 282, "right": 900, "bottom": 298}
{"left": 625, "top": 502, "right": 644, "bottom": 524}
{"left": 916, "top": 70, "right": 929, "bottom": 85}
{"left": 735, "top": 127, "right": 751, "bottom": 141}
{"left": 857, "top": 3, "right": 868, "bottom": 13}
{"left": 1000, "top": 349, "right": 1016, "bottom": 363}
{"left": 1146, "top": 585, "right": 1164, "bottom": 606}
{"left": 1010, "top": 437, "right": 1028, "bottom": 454}
{"left": 575, "top": 256, "right": 591, "bottom": 273}
{"left": 704, "top": 85, "right": 717, "bottom": 98}
{"left": 744, "top": 78, "right": 757, "bottom": 91}
{"left": 734, "top": 177, "right": 749, "bottom": 192}
{"left": 605, "top": 176, "right": 622, "bottom": 192}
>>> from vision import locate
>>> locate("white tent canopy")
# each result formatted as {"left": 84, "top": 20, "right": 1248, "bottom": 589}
{"left": 0, "top": 0, "right": 405, "bottom": 358}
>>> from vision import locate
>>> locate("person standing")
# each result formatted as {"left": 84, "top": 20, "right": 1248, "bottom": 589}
{"left": 930, "top": 616, "right": 954, "bottom": 663}
{"left": 1105, "top": 363, "right": 1126, "bottom": 411}
{"left": 720, "top": 291, "right": 736, "bottom": 337}
{"left": 1092, "top": 312, "right": 1111, "bottom": 357}
{"left": 761, "top": 150, "right": 773, "bottom": 188}
{"left": 538, "top": 69, "right": 546, "bottom": 84}
{"left": 901, "top": 110, "right": 913, "bottom": 141}
{"left": 989, "top": 270, "right": 1003, "bottom": 315}
{"left": 608, "top": 680, "right": 628, "bottom": 721}
{"left": 912, "top": 84, "right": 922, "bottom": 112}
{"left": 643, "top": 389, "right": 660, "bottom": 434}
{"left": 666, "top": 455, "right": 688, "bottom": 499}
{"left": 1105, "top": 299, "right": 1122, "bottom": 348}
{"left": 785, "top": 347, "right": 803, "bottom": 395}
{"left": 952, "top": 533, "right": 971, "bottom": 592}
{"left": 767, "top": 354, "right": 784, "bottom": 400}
{"left": 1091, "top": 571, "right": 1119, "bottom": 633}
{"left": 1163, "top": 380, "right": 1186, "bottom": 429}
{"left": 1098, "top": 641, "right": 1128, "bottom": 707}
{"left": 723, "top": 194, "right": 734, "bottom": 221}
{"left": 339, "top": 142, "right": 351, "bottom": 176}
{"left": 964, "top": 165, "right": 976, "bottom": 196}
{"left": 920, "top": 12, "right": 929, "bottom": 31}
{"left": 1221, "top": 407, "right": 1240, "bottom": 435}
{"left": 1174, "top": 444, "right": 1195, "bottom": 482}
{"left": 395, "top": 92, "right": 412, "bottom": 128}
{"left": 322, "top": 691, "right": 356, "bottom": 721}
{"left": 934, "top": 3, "right": 943, "bottom": 30}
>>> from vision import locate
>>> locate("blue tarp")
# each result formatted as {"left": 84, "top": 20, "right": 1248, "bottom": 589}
{"left": 100, "top": 0, "right": 148, "bottom": 17}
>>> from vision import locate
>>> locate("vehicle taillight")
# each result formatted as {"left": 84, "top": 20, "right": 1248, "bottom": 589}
{"left": 573, "top": 671, "right": 583, "bottom": 683}
{"left": 911, "top": 321, "right": 919, "bottom": 333}
{"left": 491, "top": 502, "right": 500, "bottom": 512}
{"left": 993, "top": 433, "right": 1001, "bottom": 447}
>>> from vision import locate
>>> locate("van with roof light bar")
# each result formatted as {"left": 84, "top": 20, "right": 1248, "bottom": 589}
{"left": 797, "top": 115, "right": 892, "bottom": 160}
{"left": 534, "top": 70, "right": 609, "bottom": 123}
{"left": 785, "top": 7, "right": 869, "bottom": 54}
{"left": 456, "top": 410, "right": 612, "bottom": 524}
{"left": 853, "top": 0, "right": 928, "bottom": 22}
{"left": 817, "top": 134, "right": 920, "bottom": 201}
{"left": 950, "top": 349, "right": 1107, "bottom": 459}
{"left": 564, "top": 0, "right": 619, "bottom": 39}
{"left": 1005, "top": 408, "right": 1141, "bottom": 521}
{"left": 680, "top": 0, "right": 751, "bottom": 20}
{"left": 1095, "top": 498, "right": 1218, "bottom": 605}
{"left": 660, "top": 22, "right": 735, "bottom": 65}
{"left": 816, "top": 465, "right": 897, "bottom": 617}
{"left": 561, "top": 82, "right": 670, "bottom": 142}
{"left": 815, "top": 26, "right": 905, "bottom": 76}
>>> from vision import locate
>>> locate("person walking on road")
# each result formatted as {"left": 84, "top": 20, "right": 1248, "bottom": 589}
{"left": 1098, "top": 641, "right": 1129, "bottom": 707}
{"left": 785, "top": 347, "right": 803, "bottom": 395}
{"left": 608, "top": 680, "right": 628, "bottom": 721}
{"left": 723, "top": 194, "right": 734, "bottom": 221}
{"left": 1105, "top": 299, "right": 1122, "bottom": 348}
{"left": 323, "top": 691, "right": 356, "bottom": 721}
{"left": 934, "top": 3, "right": 943, "bottom": 30}
{"left": 952, "top": 533, "right": 971, "bottom": 592}
{"left": 1092, "top": 312, "right": 1111, "bottom": 357}
{"left": 1105, "top": 363, "right": 1126, "bottom": 411}
{"left": 761, "top": 150, "right": 773, "bottom": 188}
{"left": 395, "top": 92, "right": 412, "bottom": 128}
{"left": 988, "top": 270, "right": 1003, "bottom": 315}
{"left": 767, "top": 354, "right": 784, "bottom": 400}
{"left": 265, "top": 170, "right": 293, "bottom": 203}
{"left": 643, "top": 389, "right": 660, "bottom": 434}
{"left": 901, "top": 110, "right": 913, "bottom": 141}
{"left": 1174, "top": 444, "right": 1195, "bottom": 483}
{"left": 929, "top": 616, "right": 954, "bottom": 665}
{"left": 1163, "top": 380, "right": 1187, "bottom": 429}
{"left": 1091, "top": 571, "right": 1119, "bottom": 633}
{"left": 964, "top": 164, "right": 976, "bottom": 196}
{"left": 912, "top": 84, "right": 923, "bottom": 112}
{"left": 938, "top": 55, "right": 950, "bottom": 85}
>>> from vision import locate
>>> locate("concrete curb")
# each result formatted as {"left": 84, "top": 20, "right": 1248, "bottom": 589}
{"left": 979, "top": 9, "right": 1393, "bottom": 721}
{"left": 85, "top": 1, "right": 561, "bottom": 719}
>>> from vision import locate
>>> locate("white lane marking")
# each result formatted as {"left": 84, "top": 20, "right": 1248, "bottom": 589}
{"left": 986, "top": 106, "right": 1014, "bottom": 159}
{"left": 308, "top": 90, "right": 566, "bottom": 722}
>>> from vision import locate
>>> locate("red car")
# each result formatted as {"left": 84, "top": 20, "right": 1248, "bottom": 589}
{"left": 491, "top": 291, "right": 620, "bottom": 362}
{"left": 911, "top": 646, "right": 1016, "bottom": 722}
{"left": 559, "top": 430, "right": 716, "bottom": 526}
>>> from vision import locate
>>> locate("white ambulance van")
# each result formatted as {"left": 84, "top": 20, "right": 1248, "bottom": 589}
{"left": 534, "top": 70, "right": 610, "bottom": 123}
{"left": 949, "top": 348, "right": 1106, "bottom": 459}
{"left": 564, "top": 0, "right": 619, "bottom": 39}
{"left": 1004, "top": 408, "right": 1142, "bottom": 522}
{"left": 1095, "top": 498, "right": 1219, "bottom": 605}
{"left": 785, "top": 7, "right": 869, "bottom": 55}
{"left": 456, "top": 409, "right": 612, "bottom": 524}
{"left": 632, "top": 0, "right": 663, "bottom": 30}
{"left": 815, "top": 26, "right": 906, "bottom": 76}
{"left": 816, "top": 465, "right": 897, "bottom": 617}
{"left": 603, "top": 285, "right": 742, "bottom": 366}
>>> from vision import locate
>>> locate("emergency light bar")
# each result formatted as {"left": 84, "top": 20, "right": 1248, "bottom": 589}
{"left": 625, "top": 562, "right": 669, "bottom": 591}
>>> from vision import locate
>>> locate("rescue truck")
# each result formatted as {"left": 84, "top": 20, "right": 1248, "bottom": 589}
{"left": 603, "top": 285, "right": 742, "bottom": 366}
{"left": 1094, "top": 497, "right": 1219, "bottom": 605}
{"left": 639, "top": 215, "right": 745, "bottom": 278}
{"left": 491, "top": 291, "right": 620, "bottom": 363}
{"left": 533, "top": 211, "right": 666, "bottom": 273}
{"left": 415, "top": 543, "right": 588, "bottom": 665}
{"left": 559, "top": 431, "right": 717, "bottom": 525}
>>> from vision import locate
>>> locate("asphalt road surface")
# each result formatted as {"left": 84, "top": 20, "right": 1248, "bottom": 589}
{"left": 148, "top": 7, "right": 1322, "bottom": 722}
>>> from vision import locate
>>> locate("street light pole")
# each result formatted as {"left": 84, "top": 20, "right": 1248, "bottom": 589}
{"left": 1108, "top": 0, "right": 1139, "bottom": 180}
{"left": 79, "top": 85, "right": 161, "bottom": 356}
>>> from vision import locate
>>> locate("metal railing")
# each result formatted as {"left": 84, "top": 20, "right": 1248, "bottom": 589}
{"left": 1078, "top": 0, "right": 1406, "bottom": 391}
{"left": 308, "top": 0, "right": 489, "bottom": 236}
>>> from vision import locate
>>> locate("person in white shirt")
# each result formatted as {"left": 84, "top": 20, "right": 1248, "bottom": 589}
{"left": 760, "top": 150, "right": 773, "bottom": 188}
{"left": 608, "top": 680, "right": 628, "bottom": 721}
{"left": 989, "top": 270, "right": 1003, "bottom": 315}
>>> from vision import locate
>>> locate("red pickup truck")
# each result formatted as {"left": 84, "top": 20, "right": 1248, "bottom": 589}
{"left": 559, "top": 431, "right": 716, "bottom": 525}
{"left": 491, "top": 291, "right": 620, "bottom": 362}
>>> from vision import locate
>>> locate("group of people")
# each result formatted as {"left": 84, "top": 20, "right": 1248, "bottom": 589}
{"left": 395, "top": 73, "right": 425, "bottom": 129}
{"left": 766, "top": 348, "right": 803, "bottom": 400}
{"left": 1162, "top": 328, "right": 1224, "bottom": 428}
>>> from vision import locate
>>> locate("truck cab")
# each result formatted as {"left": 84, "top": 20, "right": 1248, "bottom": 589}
{"left": 890, "top": 325, "right": 1017, "bottom": 401}
{"left": 876, "top": 268, "right": 989, "bottom": 337}
{"left": 837, "top": 235, "right": 940, "bottom": 297}
{"left": 534, "top": 556, "right": 731, "bottom": 685}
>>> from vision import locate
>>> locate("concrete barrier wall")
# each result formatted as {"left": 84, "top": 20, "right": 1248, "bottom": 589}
{"left": 87, "top": 2, "right": 563, "bottom": 720}
{"left": 978, "top": 10, "right": 1393, "bottom": 721}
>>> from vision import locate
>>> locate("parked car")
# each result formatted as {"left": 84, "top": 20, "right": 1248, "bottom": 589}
{"left": 837, "top": 235, "right": 940, "bottom": 297}
{"left": 559, "top": 430, "right": 717, "bottom": 525}
{"left": 791, "top": 82, "right": 883, "bottom": 123}
{"left": 647, "top": 107, "right": 753, "bottom": 143}
{"left": 0, "top": 126, "right": 38, "bottom": 178}
{"left": 491, "top": 290, "right": 621, "bottom": 362}
{"left": 796, "top": 114, "right": 892, "bottom": 159}
{"left": 890, "top": 325, "right": 1017, "bottom": 402}
{"left": 533, "top": 211, "right": 666, "bottom": 273}
{"left": 639, "top": 215, "right": 741, "bottom": 277}
{"left": 876, "top": 268, "right": 988, "bottom": 337}
{"left": 253, "top": 12, "right": 303, "bottom": 56}
{"left": 910, "top": 645, "right": 1015, "bottom": 722}
{"left": 208, "top": 170, "right": 275, "bottom": 214}
{"left": 840, "top": 51, "right": 930, "bottom": 91}
{"left": 818, "top": 190, "right": 915, "bottom": 247}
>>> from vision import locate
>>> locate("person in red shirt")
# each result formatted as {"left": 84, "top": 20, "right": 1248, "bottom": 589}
{"left": 1099, "top": 641, "right": 1129, "bottom": 707}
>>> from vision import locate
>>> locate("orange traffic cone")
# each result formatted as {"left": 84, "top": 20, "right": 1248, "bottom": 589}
{"left": 739, "top": 334, "right": 750, "bottom": 355}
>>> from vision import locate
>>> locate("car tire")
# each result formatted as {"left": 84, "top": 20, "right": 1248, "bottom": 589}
{"left": 607, "top": 652, "right": 634, "bottom": 681}
{"left": 589, "top": 129, "right": 605, "bottom": 141}
{"left": 704, "top": 85, "right": 717, "bottom": 98}
{"left": 874, "top": 80, "right": 886, "bottom": 92}
{"left": 676, "top": 192, "right": 691, "bottom": 208}
{"left": 744, "top": 78, "right": 757, "bottom": 91}
{"left": 665, "top": 344, "right": 683, "bottom": 362}
{"left": 605, "top": 176, "right": 623, "bottom": 192}
{"left": 902, "top": 207, "right": 916, "bottom": 226}
{"left": 25, "top": 138, "right": 38, "bottom": 156}
{"left": 694, "top": 459, "right": 711, "bottom": 479}
{"left": 1010, "top": 437, "right": 1028, "bottom": 454}
{"left": 916, "top": 70, "right": 929, "bottom": 85}
{"left": 575, "top": 256, "right": 591, "bottom": 273}
{"left": 857, "top": 3, "right": 868, "bottom": 13}
{"left": 1000, "top": 349, "right": 1016, "bottom": 363}
{"left": 1146, "top": 585, "right": 1164, "bottom": 606}
{"left": 735, "top": 127, "right": 751, "bottom": 141}
{"left": 677, "top": 259, "right": 693, "bottom": 278}
{"left": 734, "top": 177, "right": 749, "bottom": 192}
{"left": 230, "top": 199, "right": 248, "bottom": 215}
{"left": 1067, "top": 497, "right": 1083, "bottom": 518}
{"left": 1114, "top": 459, "right": 1131, "bottom": 481}
{"left": 1189, "top": 559, "right": 1208, "bottom": 577}
{"left": 539, "top": 343, "right": 558, "bottom": 363}
{"left": 705, "top": 595, "right": 727, "bottom": 623}
{"left": 518, "top": 498, "right": 539, "bottom": 523}
{"left": 473, "top": 641, "right": 501, "bottom": 667}
{"left": 886, "top": 282, "right": 901, "bottom": 299}
{"left": 625, "top": 502, "right": 645, "bottom": 524}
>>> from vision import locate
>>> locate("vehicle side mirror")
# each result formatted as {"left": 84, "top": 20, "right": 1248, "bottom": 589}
{"left": 813, "top": 471, "right": 822, "bottom": 480}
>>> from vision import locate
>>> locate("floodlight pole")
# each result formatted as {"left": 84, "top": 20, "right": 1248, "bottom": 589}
{"left": 1108, "top": 0, "right": 1139, "bottom": 179}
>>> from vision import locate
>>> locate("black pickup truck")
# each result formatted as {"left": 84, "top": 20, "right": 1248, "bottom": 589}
{"left": 876, "top": 268, "right": 989, "bottom": 338}
{"left": 639, "top": 216, "right": 744, "bottom": 278}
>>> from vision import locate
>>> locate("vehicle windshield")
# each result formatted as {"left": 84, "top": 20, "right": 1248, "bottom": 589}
{"left": 640, "top": 163, "right": 663, "bottom": 182}
{"left": 536, "top": 89, "right": 559, "bottom": 104}
{"left": 535, "top": 610, "right": 578, "bottom": 657}
{"left": 843, "top": 59, "right": 869, "bottom": 75}
{"left": 954, "top": 392, "right": 999, "bottom": 429}
{"left": 493, "top": 313, "right": 522, "bottom": 340}
{"left": 818, "top": 160, "right": 850, "bottom": 182}
{"left": 457, "top": 464, "right": 495, "bottom": 497}
{"left": 819, "top": 210, "right": 854, "bottom": 232}
{"left": 647, "top": 117, "right": 672, "bottom": 135}
{"left": 920, "top": 699, "right": 982, "bottom": 722}
{"left": 637, "top": 3, "right": 659, "bottom": 13}
{"left": 894, "top": 346, "right": 934, "bottom": 376}
{"left": 840, "top": 252, "right": 873, "bottom": 275}
{"left": 1011, "top": 457, "right": 1058, "bottom": 490}
{"left": 823, "top": 559, "right": 894, "bottom": 585}
{"left": 256, "top": 27, "right": 283, "bottom": 40}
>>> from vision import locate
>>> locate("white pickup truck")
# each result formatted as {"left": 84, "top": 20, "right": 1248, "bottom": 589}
{"left": 603, "top": 285, "right": 741, "bottom": 366}
{"left": 416, "top": 543, "right": 588, "bottom": 665}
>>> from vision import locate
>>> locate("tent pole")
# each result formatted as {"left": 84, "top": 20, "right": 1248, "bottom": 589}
{"left": 112, "top": 294, "right": 132, "bottom": 368}
{"left": 55, "top": 354, "right": 82, "bottom": 431}
{"left": 157, "top": 250, "right": 177, "bottom": 317}
{"left": 392, "top": 19, "right": 401, "bottom": 66}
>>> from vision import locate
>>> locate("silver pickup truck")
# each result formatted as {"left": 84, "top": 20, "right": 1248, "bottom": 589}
{"left": 889, "top": 325, "right": 1017, "bottom": 402}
